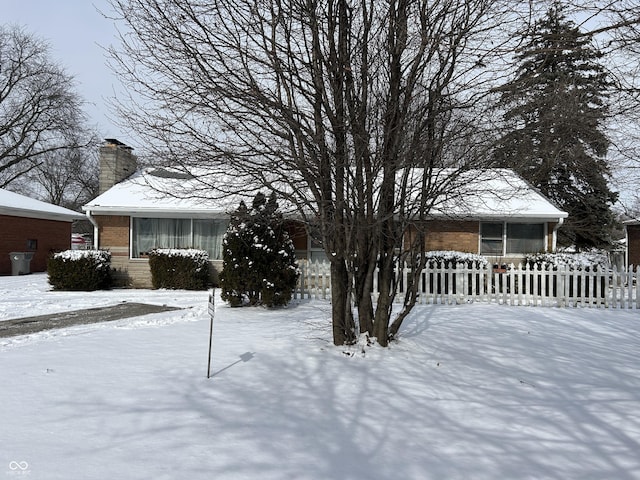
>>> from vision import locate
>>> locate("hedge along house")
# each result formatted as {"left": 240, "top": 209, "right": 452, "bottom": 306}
{"left": 0, "top": 189, "right": 84, "bottom": 275}
{"left": 85, "top": 140, "right": 568, "bottom": 287}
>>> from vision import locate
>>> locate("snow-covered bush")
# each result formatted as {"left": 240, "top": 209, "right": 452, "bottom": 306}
{"left": 423, "top": 251, "right": 489, "bottom": 268}
{"left": 148, "top": 248, "right": 210, "bottom": 290}
{"left": 220, "top": 192, "right": 299, "bottom": 307}
{"left": 47, "top": 250, "right": 112, "bottom": 291}
{"left": 525, "top": 251, "right": 609, "bottom": 271}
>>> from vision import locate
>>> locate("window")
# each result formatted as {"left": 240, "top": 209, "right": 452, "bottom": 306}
{"left": 480, "top": 222, "right": 545, "bottom": 256}
{"left": 193, "top": 219, "right": 228, "bottom": 260}
{"left": 132, "top": 218, "right": 229, "bottom": 259}
{"left": 506, "top": 223, "right": 544, "bottom": 254}
{"left": 480, "top": 223, "right": 503, "bottom": 255}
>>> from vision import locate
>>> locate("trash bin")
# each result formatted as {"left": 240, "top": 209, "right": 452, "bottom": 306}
{"left": 9, "top": 252, "right": 34, "bottom": 276}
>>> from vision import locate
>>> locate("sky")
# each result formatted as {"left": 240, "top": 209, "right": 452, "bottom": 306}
{"left": 2, "top": 0, "right": 128, "bottom": 143}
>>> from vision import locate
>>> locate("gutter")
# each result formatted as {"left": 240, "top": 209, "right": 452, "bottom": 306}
{"left": 552, "top": 217, "right": 564, "bottom": 252}
{"left": 85, "top": 210, "right": 99, "bottom": 249}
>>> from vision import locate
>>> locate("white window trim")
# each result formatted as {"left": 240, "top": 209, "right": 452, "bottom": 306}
{"left": 479, "top": 221, "right": 548, "bottom": 257}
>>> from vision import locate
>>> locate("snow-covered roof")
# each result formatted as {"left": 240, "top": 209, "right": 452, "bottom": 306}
{"left": 84, "top": 167, "right": 567, "bottom": 221}
{"left": 623, "top": 218, "right": 640, "bottom": 226}
{"left": 0, "top": 189, "right": 84, "bottom": 222}
{"left": 426, "top": 169, "right": 568, "bottom": 220}
{"left": 84, "top": 168, "right": 246, "bottom": 217}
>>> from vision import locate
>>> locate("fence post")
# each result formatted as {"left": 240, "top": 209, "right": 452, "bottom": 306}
{"left": 611, "top": 266, "right": 619, "bottom": 308}
{"left": 401, "top": 261, "right": 408, "bottom": 304}
{"left": 516, "top": 263, "right": 523, "bottom": 306}
{"left": 556, "top": 267, "right": 566, "bottom": 307}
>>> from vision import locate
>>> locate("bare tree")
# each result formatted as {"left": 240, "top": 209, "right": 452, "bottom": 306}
{"left": 0, "top": 25, "right": 89, "bottom": 190}
{"left": 25, "top": 135, "right": 100, "bottom": 211}
{"left": 108, "top": 0, "right": 526, "bottom": 345}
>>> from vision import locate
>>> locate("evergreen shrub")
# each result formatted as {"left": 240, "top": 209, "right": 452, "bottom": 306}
{"left": 148, "top": 248, "right": 210, "bottom": 290}
{"left": 220, "top": 192, "right": 299, "bottom": 307}
{"left": 47, "top": 250, "right": 113, "bottom": 291}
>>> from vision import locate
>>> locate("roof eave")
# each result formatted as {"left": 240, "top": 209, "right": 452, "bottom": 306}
{"left": 83, "top": 205, "right": 229, "bottom": 217}
{"left": 428, "top": 212, "right": 569, "bottom": 221}
{"left": 0, "top": 207, "right": 83, "bottom": 222}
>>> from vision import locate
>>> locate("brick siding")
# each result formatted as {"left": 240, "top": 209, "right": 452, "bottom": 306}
{"left": 97, "top": 215, "right": 130, "bottom": 252}
{"left": 628, "top": 224, "right": 640, "bottom": 267}
{"left": 424, "top": 220, "right": 480, "bottom": 253}
{"left": 0, "top": 215, "right": 72, "bottom": 275}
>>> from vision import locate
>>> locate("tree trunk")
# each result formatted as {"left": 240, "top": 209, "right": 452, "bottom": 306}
{"left": 372, "top": 252, "right": 396, "bottom": 346}
{"left": 330, "top": 259, "right": 356, "bottom": 346}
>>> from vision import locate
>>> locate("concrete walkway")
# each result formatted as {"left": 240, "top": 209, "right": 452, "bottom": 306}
{"left": 0, "top": 303, "right": 183, "bottom": 338}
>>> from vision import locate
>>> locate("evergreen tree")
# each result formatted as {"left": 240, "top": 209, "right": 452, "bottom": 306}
{"left": 220, "top": 192, "right": 299, "bottom": 307}
{"left": 493, "top": 2, "right": 618, "bottom": 249}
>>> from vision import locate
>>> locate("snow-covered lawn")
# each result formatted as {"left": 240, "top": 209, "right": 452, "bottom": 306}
{"left": 1, "top": 273, "right": 639, "bottom": 479}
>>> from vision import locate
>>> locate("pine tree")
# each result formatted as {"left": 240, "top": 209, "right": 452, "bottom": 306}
{"left": 220, "top": 192, "right": 299, "bottom": 307}
{"left": 494, "top": 2, "right": 618, "bottom": 249}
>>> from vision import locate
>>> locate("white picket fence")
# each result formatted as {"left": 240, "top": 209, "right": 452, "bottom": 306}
{"left": 294, "top": 260, "right": 640, "bottom": 309}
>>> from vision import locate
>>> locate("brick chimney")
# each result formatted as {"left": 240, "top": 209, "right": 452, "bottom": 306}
{"left": 98, "top": 139, "right": 137, "bottom": 194}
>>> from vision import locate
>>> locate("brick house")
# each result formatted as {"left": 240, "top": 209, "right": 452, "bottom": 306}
{"left": 413, "top": 170, "right": 567, "bottom": 266}
{"left": 0, "top": 189, "right": 84, "bottom": 275}
{"left": 624, "top": 219, "right": 640, "bottom": 267}
{"left": 84, "top": 139, "right": 568, "bottom": 287}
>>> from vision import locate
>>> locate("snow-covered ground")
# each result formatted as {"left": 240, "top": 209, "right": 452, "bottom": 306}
{"left": 1, "top": 273, "right": 639, "bottom": 480}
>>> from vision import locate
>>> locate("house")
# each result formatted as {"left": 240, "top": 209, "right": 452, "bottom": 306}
{"left": 0, "top": 189, "right": 85, "bottom": 275}
{"left": 624, "top": 218, "right": 640, "bottom": 267}
{"left": 84, "top": 139, "right": 568, "bottom": 287}
{"left": 411, "top": 168, "right": 568, "bottom": 267}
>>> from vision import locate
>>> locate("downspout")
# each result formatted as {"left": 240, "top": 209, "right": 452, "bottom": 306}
{"left": 552, "top": 217, "right": 564, "bottom": 252}
{"left": 85, "top": 210, "right": 99, "bottom": 250}
{"left": 624, "top": 223, "right": 629, "bottom": 269}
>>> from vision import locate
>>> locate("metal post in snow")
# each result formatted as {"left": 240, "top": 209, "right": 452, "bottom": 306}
{"left": 207, "top": 288, "right": 215, "bottom": 379}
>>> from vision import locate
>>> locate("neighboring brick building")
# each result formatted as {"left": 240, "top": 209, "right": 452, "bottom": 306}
{"left": 0, "top": 189, "right": 84, "bottom": 275}
{"left": 85, "top": 140, "right": 569, "bottom": 287}
{"left": 624, "top": 219, "right": 640, "bottom": 268}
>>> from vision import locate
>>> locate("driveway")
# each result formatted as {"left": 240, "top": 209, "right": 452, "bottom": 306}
{"left": 0, "top": 303, "right": 183, "bottom": 338}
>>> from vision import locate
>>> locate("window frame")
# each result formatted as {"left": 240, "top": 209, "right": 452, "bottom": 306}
{"left": 130, "top": 216, "right": 229, "bottom": 260}
{"left": 480, "top": 222, "right": 504, "bottom": 256}
{"left": 480, "top": 221, "right": 547, "bottom": 256}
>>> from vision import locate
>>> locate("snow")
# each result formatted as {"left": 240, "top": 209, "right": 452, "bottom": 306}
{"left": 424, "top": 250, "right": 489, "bottom": 266}
{"left": 526, "top": 251, "right": 611, "bottom": 270}
{"left": 413, "top": 168, "right": 568, "bottom": 219}
{"left": 83, "top": 168, "right": 247, "bottom": 216}
{"left": 2, "top": 273, "right": 640, "bottom": 479}
{"left": 85, "top": 168, "right": 567, "bottom": 222}
{"left": 52, "top": 249, "right": 111, "bottom": 265}
{"left": 0, "top": 188, "right": 84, "bottom": 221}
{"left": 151, "top": 248, "right": 209, "bottom": 258}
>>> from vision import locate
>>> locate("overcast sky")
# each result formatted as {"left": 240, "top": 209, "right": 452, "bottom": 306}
{"left": 2, "top": 0, "right": 130, "bottom": 143}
